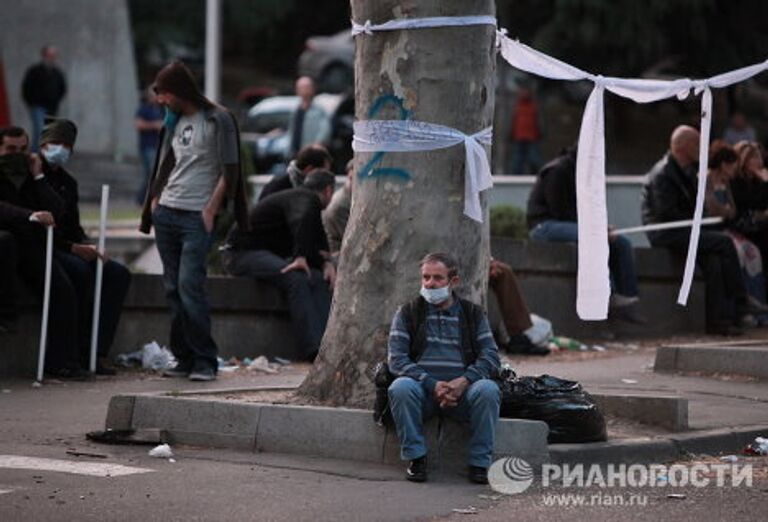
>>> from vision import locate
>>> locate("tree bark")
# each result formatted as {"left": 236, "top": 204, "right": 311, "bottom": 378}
{"left": 298, "top": 0, "right": 497, "bottom": 407}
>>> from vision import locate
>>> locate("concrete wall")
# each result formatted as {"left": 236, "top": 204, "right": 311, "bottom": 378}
{"left": 0, "top": 0, "right": 138, "bottom": 157}
{"left": 250, "top": 174, "right": 651, "bottom": 246}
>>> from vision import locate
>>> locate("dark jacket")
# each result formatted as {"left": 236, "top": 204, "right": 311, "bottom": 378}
{"left": 259, "top": 174, "right": 293, "bottom": 201}
{"left": 226, "top": 188, "right": 329, "bottom": 269}
{"left": 526, "top": 147, "right": 577, "bottom": 229}
{"left": 0, "top": 172, "right": 64, "bottom": 241}
{"left": 21, "top": 62, "right": 67, "bottom": 114}
{"left": 42, "top": 160, "right": 88, "bottom": 251}
{"left": 139, "top": 105, "right": 249, "bottom": 234}
{"left": 729, "top": 175, "right": 768, "bottom": 234}
{"left": 641, "top": 153, "right": 697, "bottom": 245}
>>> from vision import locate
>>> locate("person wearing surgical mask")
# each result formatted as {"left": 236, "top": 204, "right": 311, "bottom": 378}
{"left": 39, "top": 118, "right": 132, "bottom": 375}
{"left": 0, "top": 125, "right": 86, "bottom": 378}
{"left": 385, "top": 252, "right": 501, "bottom": 485}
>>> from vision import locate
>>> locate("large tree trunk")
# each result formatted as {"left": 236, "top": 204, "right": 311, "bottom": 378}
{"left": 298, "top": 0, "right": 497, "bottom": 407}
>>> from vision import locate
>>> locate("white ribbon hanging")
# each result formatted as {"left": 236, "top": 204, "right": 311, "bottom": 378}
{"left": 351, "top": 15, "right": 497, "bottom": 37}
{"left": 497, "top": 32, "right": 768, "bottom": 319}
{"left": 352, "top": 120, "right": 493, "bottom": 222}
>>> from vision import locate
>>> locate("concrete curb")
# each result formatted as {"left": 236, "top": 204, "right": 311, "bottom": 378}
{"left": 105, "top": 391, "right": 551, "bottom": 470}
{"left": 592, "top": 393, "right": 688, "bottom": 431}
{"left": 655, "top": 343, "right": 768, "bottom": 379}
{"left": 550, "top": 425, "right": 768, "bottom": 465}
{"left": 105, "top": 390, "right": 768, "bottom": 469}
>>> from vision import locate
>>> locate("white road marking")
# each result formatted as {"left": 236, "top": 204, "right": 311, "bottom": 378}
{"left": 0, "top": 488, "right": 14, "bottom": 495}
{"left": 0, "top": 455, "right": 154, "bottom": 477}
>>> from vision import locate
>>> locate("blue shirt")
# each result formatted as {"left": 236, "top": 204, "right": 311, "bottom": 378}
{"left": 387, "top": 299, "right": 500, "bottom": 395}
{"left": 136, "top": 102, "right": 163, "bottom": 150}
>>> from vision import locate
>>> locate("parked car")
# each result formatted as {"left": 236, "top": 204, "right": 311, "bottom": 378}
{"left": 241, "top": 93, "right": 353, "bottom": 174}
{"left": 298, "top": 30, "right": 354, "bottom": 94}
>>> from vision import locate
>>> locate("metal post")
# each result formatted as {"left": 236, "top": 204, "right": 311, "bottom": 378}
{"left": 89, "top": 185, "right": 110, "bottom": 373}
{"left": 35, "top": 226, "right": 54, "bottom": 383}
{"left": 205, "top": 0, "right": 221, "bottom": 103}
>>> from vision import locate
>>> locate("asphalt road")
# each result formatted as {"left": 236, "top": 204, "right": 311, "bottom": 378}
{"left": 1, "top": 357, "right": 767, "bottom": 521}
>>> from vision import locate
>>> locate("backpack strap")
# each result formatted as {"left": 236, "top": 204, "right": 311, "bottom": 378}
{"left": 402, "top": 296, "right": 428, "bottom": 362}
{"left": 458, "top": 298, "right": 482, "bottom": 366}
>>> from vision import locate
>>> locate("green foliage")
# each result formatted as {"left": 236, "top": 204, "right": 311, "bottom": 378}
{"left": 490, "top": 205, "right": 528, "bottom": 239}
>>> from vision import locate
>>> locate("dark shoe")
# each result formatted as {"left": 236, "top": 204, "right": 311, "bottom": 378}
{"left": 468, "top": 465, "right": 488, "bottom": 484}
{"left": 95, "top": 364, "right": 117, "bottom": 376}
{"left": 162, "top": 363, "right": 191, "bottom": 378}
{"left": 505, "top": 334, "right": 550, "bottom": 356}
{"left": 609, "top": 304, "right": 648, "bottom": 325}
{"left": 46, "top": 366, "right": 91, "bottom": 381}
{"left": 706, "top": 323, "right": 744, "bottom": 336}
{"left": 406, "top": 455, "right": 428, "bottom": 483}
{"left": 188, "top": 367, "right": 216, "bottom": 382}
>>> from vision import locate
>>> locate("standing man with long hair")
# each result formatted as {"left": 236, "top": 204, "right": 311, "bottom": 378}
{"left": 139, "top": 61, "right": 249, "bottom": 381}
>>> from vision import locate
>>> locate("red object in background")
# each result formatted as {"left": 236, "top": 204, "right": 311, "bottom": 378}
{"left": 0, "top": 58, "right": 10, "bottom": 126}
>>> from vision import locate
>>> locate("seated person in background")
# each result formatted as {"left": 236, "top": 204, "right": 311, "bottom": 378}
{"left": 642, "top": 125, "right": 766, "bottom": 336}
{"left": 0, "top": 126, "right": 86, "bottom": 378}
{"left": 322, "top": 159, "right": 353, "bottom": 257}
{"left": 222, "top": 169, "right": 337, "bottom": 361}
{"left": 526, "top": 146, "right": 642, "bottom": 321}
{"left": 387, "top": 252, "right": 501, "bottom": 485}
{"left": 39, "top": 118, "right": 132, "bottom": 374}
{"left": 705, "top": 141, "right": 767, "bottom": 325}
{"left": 258, "top": 144, "right": 332, "bottom": 201}
{"left": 732, "top": 141, "right": 768, "bottom": 268}
{"left": 487, "top": 258, "right": 549, "bottom": 355}
{"left": 722, "top": 111, "right": 757, "bottom": 146}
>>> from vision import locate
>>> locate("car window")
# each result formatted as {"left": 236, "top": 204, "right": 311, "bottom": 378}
{"left": 245, "top": 110, "right": 293, "bottom": 134}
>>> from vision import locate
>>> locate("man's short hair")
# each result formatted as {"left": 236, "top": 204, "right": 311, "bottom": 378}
{"left": 303, "top": 169, "right": 336, "bottom": 192}
{"left": 296, "top": 145, "right": 332, "bottom": 170}
{"left": 0, "top": 126, "right": 28, "bottom": 144}
{"left": 419, "top": 252, "right": 459, "bottom": 278}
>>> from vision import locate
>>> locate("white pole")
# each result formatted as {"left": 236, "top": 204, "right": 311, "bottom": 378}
{"left": 613, "top": 217, "right": 723, "bottom": 236}
{"left": 205, "top": 0, "right": 221, "bottom": 103}
{"left": 35, "top": 226, "right": 54, "bottom": 383}
{"left": 89, "top": 184, "right": 109, "bottom": 373}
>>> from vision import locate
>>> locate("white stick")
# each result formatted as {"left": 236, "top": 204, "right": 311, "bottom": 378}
{"left": 36, "top": 226, "right": 54, "bottom": 383}
{"left": 89, "top": 185, "right": 109, "bottom": 373}
{"left": 613, "top": 217, "right": 723, "bottom": 236}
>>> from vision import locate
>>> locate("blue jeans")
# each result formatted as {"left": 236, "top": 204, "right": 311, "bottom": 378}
{"left": 152, "top": 205, "right": 218, "bottom": 372}
{"left": 530, "top": 220, "right": 639, "bottom": 297}
{"left": 28, "top": 106, "right": 47, "bottom": 152}
{"left": 388, "top": 377, "right": 501, "bottom": 468}
{"left": 223, "top": 249, "right": 330, "bottom": 359}
{"left": 509, "top": 140, "right": 542, "bottom": 175}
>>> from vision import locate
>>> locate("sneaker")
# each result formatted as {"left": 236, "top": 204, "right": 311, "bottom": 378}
{"left": 406, "top": 455, "right": 428, "bottom": 483}
{"left": 188, "top": 367, "right": 216, "bottom": 381}
{"left": 468, "top": 465, "right": 488, "bottom": 484}
{"left": 609, "top": 294, "right": 640, "bottom": 308}
{"left": 162, "top": 364, "right": 191, "bottom": 378}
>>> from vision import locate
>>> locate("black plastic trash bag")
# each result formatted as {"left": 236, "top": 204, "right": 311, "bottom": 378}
{"left": 498, "top": 373, "right": 607, "bottom": 443}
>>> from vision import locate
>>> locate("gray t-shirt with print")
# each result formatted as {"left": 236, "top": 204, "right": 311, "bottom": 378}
{"left": 159, "top": 111, "right": 222, "bottom": 211}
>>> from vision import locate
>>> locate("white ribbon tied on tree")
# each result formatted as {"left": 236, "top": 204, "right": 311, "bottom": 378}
{"left": 351, "top": 15, "right": 497, "bottom": 37}
{"left": 497, "top": 33, "right": 768, "bottom": 319}
{"left": 353, "top": 120, "right": 493, "bottom": 222}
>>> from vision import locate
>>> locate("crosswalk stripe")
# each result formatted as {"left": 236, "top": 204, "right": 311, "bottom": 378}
{"left": 0, "top": 455, "right": 154, "bottom": 477}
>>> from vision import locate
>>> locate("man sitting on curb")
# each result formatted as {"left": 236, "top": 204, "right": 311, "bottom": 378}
{"left": 387, "top": 252, "right": 501, "bottom": 484}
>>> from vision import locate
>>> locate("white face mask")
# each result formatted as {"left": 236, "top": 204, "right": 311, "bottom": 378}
{"left": 420, "top": 285, "right": 451, "bottom": 305}
{"left": 42, "top": 144, "right": 71, "bottom": 166}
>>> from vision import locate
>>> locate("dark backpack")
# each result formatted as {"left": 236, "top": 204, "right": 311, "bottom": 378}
{"left": 372, "top": 296, "right": 485, "bottom": 426}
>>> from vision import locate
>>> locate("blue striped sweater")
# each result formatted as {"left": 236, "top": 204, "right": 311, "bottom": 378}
{"left": 387, "top": 299, "right": 500, "bottom": 394}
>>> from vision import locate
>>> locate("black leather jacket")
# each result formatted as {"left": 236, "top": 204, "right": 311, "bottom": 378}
{"left": 641, "top": 153, "right": 697, "bottom": 245}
